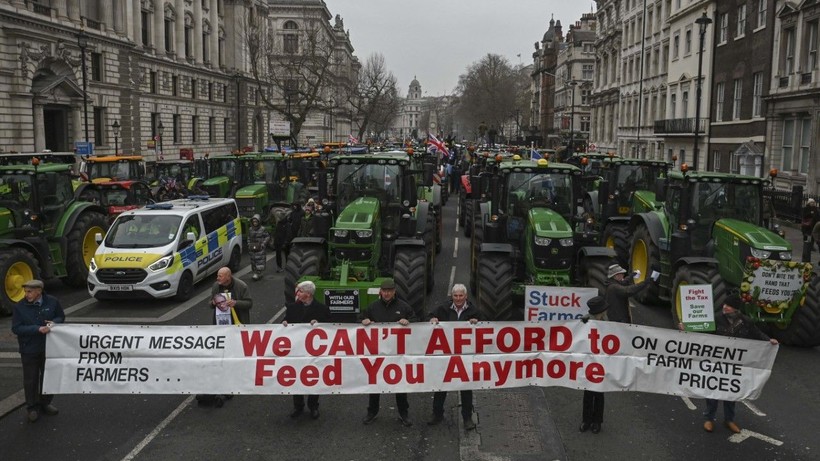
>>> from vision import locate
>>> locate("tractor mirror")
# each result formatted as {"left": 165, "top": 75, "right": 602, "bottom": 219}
{"left": 95, "top": 232, "right": 103, "bottom": 244}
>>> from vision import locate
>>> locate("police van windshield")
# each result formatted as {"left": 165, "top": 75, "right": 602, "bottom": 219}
{"left": 105, "top": 215, "right": 183, "bottom": 248}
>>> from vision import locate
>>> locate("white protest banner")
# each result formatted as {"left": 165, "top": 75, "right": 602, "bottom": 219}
{"left": 679, "top": 284, "right": 715, "bottom": 332}
{"left": 525, "top": 286, "right": 598, "bottom": 321}
{"left": 44, "top": 322, "right": 777, "bottom": 401}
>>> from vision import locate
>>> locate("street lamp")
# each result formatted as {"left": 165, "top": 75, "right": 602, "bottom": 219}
{"left": 112, "top": 119, "right": 120, "bottom": 155}
{"left": 77, "top": 28, "right": 89, "bottom": 143}
{"left": 328, "top": 98, "right": 335, "bottom": 143}
{"left": 157, "top": 120, "right": 164, "bottom": 160}
{"left": 693, "top": 11, "right": 712, "bottom": 171}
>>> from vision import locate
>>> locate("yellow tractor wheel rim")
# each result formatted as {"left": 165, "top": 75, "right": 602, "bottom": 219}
{"left": 6, "top": 261, "right": 34, "bottom": 302}
{"left": 83, "top": 226, "right": 105, "bottom": 267}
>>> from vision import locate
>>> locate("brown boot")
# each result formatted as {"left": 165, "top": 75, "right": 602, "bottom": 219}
{"left": 703, "top": 420, "right": 714, "bottom": 432}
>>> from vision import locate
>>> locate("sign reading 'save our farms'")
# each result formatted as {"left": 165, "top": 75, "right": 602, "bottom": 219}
{"left": 525, "top": 286, "right": 599, "bottom": 321}
{"left": 44, "top": 322, "right": 777, "bottom": 402}
{"left": 679, "top": 284, "right": 715, "bottom": 332}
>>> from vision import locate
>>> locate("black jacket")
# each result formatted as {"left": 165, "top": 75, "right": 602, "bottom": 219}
{"left": 604, "top": 279, "right": 651, "bottom": 324}
{"left": 359, "top": 296, "right": 416, "bottom": 323}
{"left": 285, "top": 299, "right": 330, "bottom": 324}
{"left": 713, "top": 311, "right": 771, "bottom": 341}
{"left": 429, "top": 299, "right": 482, "bottom": 322}
{"left": 209, "top": 278, "right": 253, "bottom": 325}
{"left": 11, "top": 293, "right": 65, "bottom": 355}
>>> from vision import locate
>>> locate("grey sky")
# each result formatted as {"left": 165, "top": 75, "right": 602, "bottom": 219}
{"left": 325, "top": 1, "right": 595, "bottom": 97}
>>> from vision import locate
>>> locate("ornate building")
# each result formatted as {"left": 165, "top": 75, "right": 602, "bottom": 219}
{"left": 0, "top": 0, "right": 357, "bottom": 157}
{"left": 554, "top": 14, "right": 597, "bottom": 153}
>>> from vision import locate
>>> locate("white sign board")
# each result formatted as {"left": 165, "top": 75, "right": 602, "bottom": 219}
{"left": 525, "top": 286, "right": 599, "bottom": 321}
{"left": 679, "top": 284, "right": 715, "bottom": 332}
{"left": 269, "top": 120, "right": 291, "bottom": 137}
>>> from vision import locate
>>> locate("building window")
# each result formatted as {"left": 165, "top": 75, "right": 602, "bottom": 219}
{"left": 208, "top": 82, "right": 213, "bottom": 101}
{"left": 800, "top": 118, "right": 811, "bottom": 174}
{"left": 185, "top": 22, "right": 193, "bottom": 58}
{"left": 757, "top": 0, "right": 767, "bottom": 29}
{"left": 93, "top": 107, "right": 104, "bottom": 146}
{"left": 806, "top": 21, "right": 818, "bottom": 71}
{"left": 164, "top": 16, "right": 174, "bottom": 53}
{"left": 172, "top": 75, "right": 178, "bottom": 96}
{"left": 218, "top": 35, "right": 225, "bottom": 67}
{"left": 737, "top": 4, "right": 747, "bottom": 38}
{"left": 782, "top": 119, "right": 794, "bottom": 171}
{"left": 192, "top": 115, "right": 198, "bottom": 143}
{"left": 715, "top": 82, "right": 724, "bottom": 122}
{"left": 90, "top": 52, "right": 103, "bottom": 82}
{"left": 732, "top": 79, "right": 742, "bottom": 120}
{"left": 141, "top": 10, "right": 150, "bottom": 47}
{"left": 224, "top": 118, "right": 229, "bottom": 143}
{"left": 150, "top": 70, "right": 158, "bottom": 94}
{"left": 713, "top": 150, "right": 721, "bottom": 170}
{"left": 283, "top": 20, "right": 298, "bottom": 54}
{"left": 202, "top": 30, "right": 210, "bottom": 63}
{"left": 752, "top": 73, "right": 763, "bottom": 117}
{"left": 673, "top": 32, "right": 680, "bottom": 58}
{"left": 670, "top": 93, "right": 677, "bottom": 117}
{"left": 191, "top": 78, "right": 197, "bottom": 99}
{"left": 209, "top": 117, "right": 215, "bottom": 143}
{"left": 718, "top": 13, "right": 728, "bottom": 44}
{"left": 582, "top": 64, "right": 593, "bottom": 80}
{"left": 685, "top": 28, "right": 692, "bottom": 54}
{"left": 682, "top": 91, "right": 689, "bottom": 118}
{"left": 173, "top": 114, "right": 181, "bottom": 144}
{"left": 783, "top": 28, "right": 796, "bottom": 74}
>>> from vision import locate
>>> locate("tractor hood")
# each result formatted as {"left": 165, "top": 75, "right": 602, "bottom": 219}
{"left": 335, "top": 197, "right": 379, "bottom": 230}
{"left": 714, "top": 218, "right": 791, "bottom": 251}
{"left": 529, "top": 207, "right": 573, "bottom": 238}
{"left": 202, "top": 176, "right": 229, "bottom": 187}
{"left": 632, "top": 190, "right": 661, "bottom": 211}
{"left": 235, "top": 183, "right": 268, "bottom": 199}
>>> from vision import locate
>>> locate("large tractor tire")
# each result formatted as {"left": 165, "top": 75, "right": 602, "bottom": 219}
{"left": 63, "top": 211, "right": 108, "bottom": 288}
{"left": 603, "top": 223, "right": 630, "bottom": 268}
{"left": 671, "top": 264, "right": 727, "bottom": 327}
{"left": 458, "top": 193, "right": 466, "bottom": 227}
{"left": 283, "top": 244, "right": 326, "bottom": 304}
{"left": 580, "top": 256, "right": 611, "bottom": 296}
{"left": 394, "top": 247, "right": 427, "bottom": 319}
{"left": 464, "top": 200, "right": 474, "bottom": 238}
{"left": 435, "top": 207, "right": 442, "bottom": 255}
{"left": 424, "top": 214, "right": 436, "bottom": 293}
{"left": 469, "top": 214, "right": 484, "bottom": 295}
{"left": 478, "top": 253, "right": 516, "bottom": 320}
{"left": 630, "top": 224, "right": 662, "bottom": 305}
{"left": 769, "top": 275, "right": 820, "bottom": 346}
{"left": 0, "top": 248, "right": 40, "bottom": 315}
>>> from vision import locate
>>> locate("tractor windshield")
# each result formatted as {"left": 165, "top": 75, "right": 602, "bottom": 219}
{"left": 153, "top": 163, "right": 192, "bottom": 183}
{"left": 336, "top": 163, "right": 400, "bottom": 208}
{"left": 617, "top": 164, "right": 657, "bottom": 192}
{"left": 507, "top": 172, "right": 573, "bottom": 216}
{"left": 211, "top": 159, "right": 238, "bottom": 178}
{"left": 0, "top": 174, "right": 34, "bottom": 208}
{"left": 691, "top": 181, "right": 761, "bottom": 225}
{"left": 106, "top": 214, "right": 182, "bottom": 248}
{"left": 88, "top": 161, "right": 134, "bottom": 180}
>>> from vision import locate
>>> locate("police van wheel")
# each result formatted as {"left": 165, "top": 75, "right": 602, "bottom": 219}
{"left": 175, "top": 271, "right": 194, "bottom": 301}
{"left": 0, "top": 248, "right": 40, "bottom": 315}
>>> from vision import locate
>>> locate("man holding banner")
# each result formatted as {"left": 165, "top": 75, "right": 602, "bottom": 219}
{"left": 702, "top": 294, "right": 778, "bottom": 434}
{"left": 604, "top": 264, "right": 657, "bottom": 323}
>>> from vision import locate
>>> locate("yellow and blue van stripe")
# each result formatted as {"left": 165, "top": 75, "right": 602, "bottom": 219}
{"left": 175, "top": 218, "right": 240, "bottom": 271}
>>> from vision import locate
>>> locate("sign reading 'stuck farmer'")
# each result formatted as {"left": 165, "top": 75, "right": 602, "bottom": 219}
{"left": 679, "top": 284, "right": 715, "bottom": 332}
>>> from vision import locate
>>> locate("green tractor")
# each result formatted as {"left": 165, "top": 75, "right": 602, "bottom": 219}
{"left": 284, "top": 151, "right": 436, "bottom": 322}
{"left": 470, "top": 157, "right": 614, "bottom": 320}
{"left": 200, "top": 154, "right": 249, "bottom": 198}
{"left": 408, "top": 147, "right": 442, "bottom": 255}
{"left": 629, "top": 169, "right": 820, "bottom": 346}
{"left": 584, "top": 158, "right": 671, "bottom": 266}
{"left": 0, "top": 161, "right": 108, "bottom": 314}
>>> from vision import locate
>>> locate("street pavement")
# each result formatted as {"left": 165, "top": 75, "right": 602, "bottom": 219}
{"left": 0, "top": 215, "right": 812, "bottom": 461}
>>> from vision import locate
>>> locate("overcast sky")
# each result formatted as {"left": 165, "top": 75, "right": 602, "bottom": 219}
{"left": 325, "top": 1, "right": 595, "bottom": 97}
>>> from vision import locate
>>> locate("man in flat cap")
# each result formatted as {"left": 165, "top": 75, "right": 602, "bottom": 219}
{"left": 604, "top": 264, "right": 655, "bottom": 323}
{"left": 359, "top": 278, "right": 417, "bottom": 427}
{"left": 11, "top": 279, "right": 64, "bottom": 423}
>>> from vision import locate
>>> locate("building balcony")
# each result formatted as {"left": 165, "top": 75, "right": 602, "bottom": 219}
{"left": 653, "top": 118, "right": 708, "bottom": 135}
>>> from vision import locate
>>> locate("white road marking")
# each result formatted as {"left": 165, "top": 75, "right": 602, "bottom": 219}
{"left": 742, "top": 400, "right": 767, "bottom": 416}
{"left": 455, "top": 214, "right": 460, "bottom": 232}
{"left": 267, "top": 306, "right": 287, "bottom": 324}
{"left": 453, "top": 238, "right": 459, "bottom": 258}
{"left": 681, "top": 396, "right": 697, "bottom": 410}
{"left": 729, "top": 429, "right": 783, "bottom": 446}
{"left": 120, "top": 395, "right": 195, "bottom": 461}
{"left": 448, "top": 266, "right": 456, "bottom": 295}
{"left": 64, "top": 297, "right": 97, "bottom": 315}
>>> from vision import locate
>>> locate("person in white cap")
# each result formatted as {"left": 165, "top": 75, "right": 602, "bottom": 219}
{"left": 603, "top": 264, "right": 656, "bottom": 323}
{"left": 11, "top": 279, "right": 64, "bottom": 423}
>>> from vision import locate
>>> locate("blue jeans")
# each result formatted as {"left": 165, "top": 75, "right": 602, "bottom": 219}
{"left": 704, "top": 399, "right": 736, "bottom": 422}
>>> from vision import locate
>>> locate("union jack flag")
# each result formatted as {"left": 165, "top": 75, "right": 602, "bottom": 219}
{"left": 428, "top": 133, "right": 450, "bottom": 159}
{"left": 348, "top": 134, "right": 359, "bottom": 144}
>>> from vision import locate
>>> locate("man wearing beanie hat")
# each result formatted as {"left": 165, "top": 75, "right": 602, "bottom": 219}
{"left": 604, "top": 264, "right": 656, "bottom": 323}
{"left": 11, "top": 279, "right": 64, "bottom": 423}
{"left": 700, "top": 294, "right": 779, "bottom": 434}
{"left": 579, "top": 295, "right": 608, "bottom": 434}
{"left": 359, "top": 278, "right": 417, "bottom": 427}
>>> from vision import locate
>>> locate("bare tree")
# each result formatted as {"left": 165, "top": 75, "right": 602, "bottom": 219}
{"left": 455, "top": 54, "right": 519, "bottom": 139}
{"left": 246, "top": 8, "right": 336, "bottom": 141}
{"left": 347, "top": 53, "right": 400, "bottom": 141}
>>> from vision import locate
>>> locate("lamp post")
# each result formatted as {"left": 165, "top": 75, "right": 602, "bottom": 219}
{"left": 112, "top": 120, "right": 120, "bottom": 155}
{"left": 567, "top": 79, "right": 578, "bottom": 156}
{"left": 77, "top": 28, "right": 89, "bottom": 143}
{"left": 157, "top": 120, "right": 164, "bottom": 160}
{"left": 693, "top": 11, "right": 712, "bottom": 171}
{"left": 328, "top": 98, "right": 335, "bottom": 143}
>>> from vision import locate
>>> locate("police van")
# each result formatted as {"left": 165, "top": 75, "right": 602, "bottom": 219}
{"left": 87, "top": 197, "right": 242, "bottom": 300}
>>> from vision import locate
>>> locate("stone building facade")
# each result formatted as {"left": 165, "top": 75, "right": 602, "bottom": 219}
{"left": 554, "top": 14, "right": 596, "bottom": 153}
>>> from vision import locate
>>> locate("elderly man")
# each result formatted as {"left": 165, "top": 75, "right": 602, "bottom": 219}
{"left": 427, "top": 283, "right": 481, "bottom": 430}
{"left": 603, "top": 264, "right": 654, "bottom": 324}
{"left": 360, "top": 278, "right": 416, "bottom": 427}
{"left": 11, "top": 279, "right": 64, "bottom": 423}
{"left": 283, "top": 281, "right": 330, "bottom": 419}
{"left": 209, "top": 266, "right": 253, "bottom": 325}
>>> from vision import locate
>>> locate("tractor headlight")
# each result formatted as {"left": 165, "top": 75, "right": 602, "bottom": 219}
{"left": 559, "top": 238, "right": 574, "bottom": 247}
{"left": 149, "top": 254, "right": 174, "bottom": 272}
{"left": 89, "top": 257, "right": 97, "bottom": 273}
{"left": 334, "top": 229, "right": 349, "bottom": 238}
{"left": 779, "top": 252, "right": 792, "bottom": 261}
{"left": 750, "top": 248, "right": 771, "bottom": 260}
{"left": 534, "top": 237, "right": 551, "bottom": 246}
{"left": 356, "top": 230, "right": 373, "bottom": 239}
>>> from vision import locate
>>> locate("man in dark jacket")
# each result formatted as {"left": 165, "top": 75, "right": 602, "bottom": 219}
{"left": 11, "top": 279, "right": 64, "bottom": 423}
{"left": 702, "top": 294, "right": 778, "bottom": 434}
{"left": 283, "top": 280, "right": 330, "bottom": 419}
{"left": 427, "top": 283, "right": 480, "bottom": 430}
{"left": 359, "top": 278, "right": 416, "bottom": 427}
{"left": 603, "top": 264, "right": 653, "bottom": 323}
{"left": 209, "top": 266, "right": 253, "bottom": 325}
